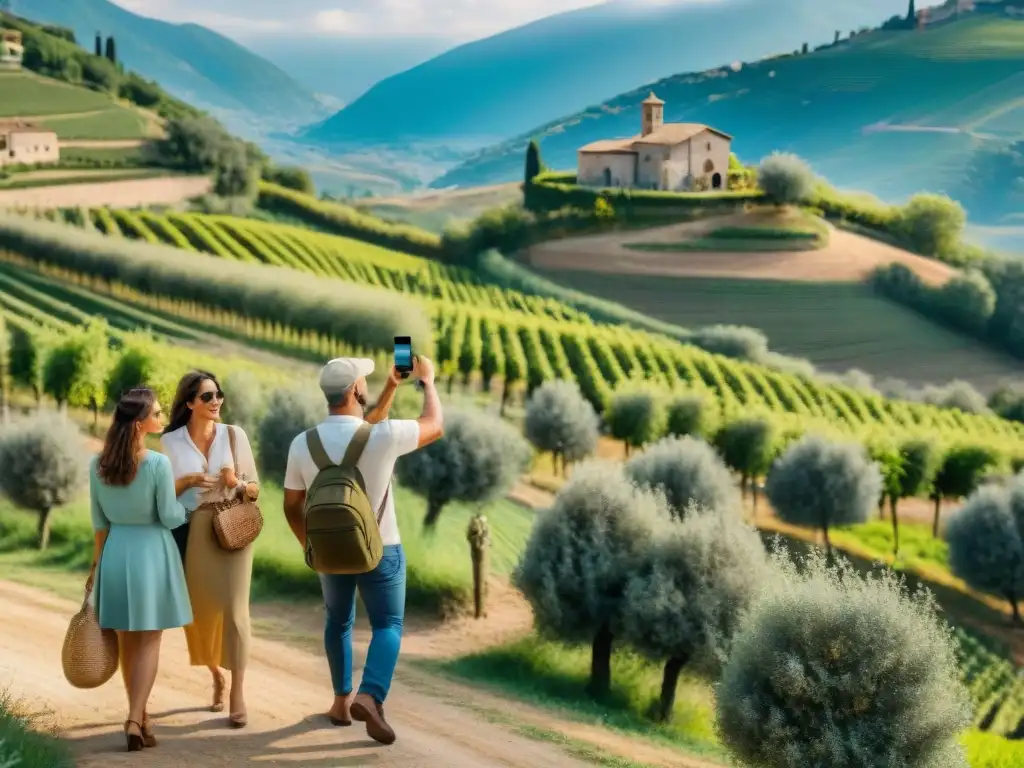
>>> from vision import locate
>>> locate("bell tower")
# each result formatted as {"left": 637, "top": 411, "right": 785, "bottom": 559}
{"left": 641, "top": 92, "right": 664, "bottom": 136}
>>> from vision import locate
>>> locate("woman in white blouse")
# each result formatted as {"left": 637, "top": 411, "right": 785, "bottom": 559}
{"left": 161, "top": 370, "right": 259, "bottom": 729}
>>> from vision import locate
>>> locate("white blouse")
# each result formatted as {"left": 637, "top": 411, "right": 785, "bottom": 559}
{"left": 160, "top": 423, "right": 259, "bottom": 511}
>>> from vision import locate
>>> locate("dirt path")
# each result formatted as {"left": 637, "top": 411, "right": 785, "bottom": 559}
{"left": 59, "top": 140, "right": 148, "bottom": 149}
{"left": 0, "top": 176, "right": 211, "bottom": 211}
{"left": 528, "top": 214, "right": 956, "bottom": 287}
{"left": 0, "top": 580, "right": 597, "bottom": 768}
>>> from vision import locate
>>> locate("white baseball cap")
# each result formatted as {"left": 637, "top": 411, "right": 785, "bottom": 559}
{"left": 319, "top": 357, "right": 375, "bottom": 397}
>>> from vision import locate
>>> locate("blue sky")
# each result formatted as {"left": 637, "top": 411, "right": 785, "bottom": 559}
{"left": 112, "top": 0, "right": 610, "bottom": 39}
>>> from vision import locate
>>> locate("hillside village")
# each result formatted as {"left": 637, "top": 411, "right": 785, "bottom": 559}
{"left": 1, "top": 3, "right": 1024, "bottom": 768}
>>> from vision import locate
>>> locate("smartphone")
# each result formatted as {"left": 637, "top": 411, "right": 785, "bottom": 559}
{"left": 394, "top": 336, "right": 413, "bottom": 379}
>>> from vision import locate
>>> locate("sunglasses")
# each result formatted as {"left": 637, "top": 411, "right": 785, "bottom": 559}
{"left": 199, "top": 390, "right": 226, "bottom": 404}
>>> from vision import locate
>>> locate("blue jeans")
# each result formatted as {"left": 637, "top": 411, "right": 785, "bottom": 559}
{"left": 318, "top": 544, "right": 406, "bottom": 703}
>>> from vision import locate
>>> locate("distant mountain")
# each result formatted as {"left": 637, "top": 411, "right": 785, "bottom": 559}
{"left": 431, "top": 11, "right": 1024, "bottom": 216}
{"left": 248, "top": 35, "right": 452, "bottom": 105}
{"left": 14, "top": 0, "right": 325, "bottom": 128}
{"left": 305, "top": 0, "right": 926, "bottom": 149}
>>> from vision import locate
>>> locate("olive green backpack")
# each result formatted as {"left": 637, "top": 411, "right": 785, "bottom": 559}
{"left": 303, "top": 423, "right": 389, "bottom": 575}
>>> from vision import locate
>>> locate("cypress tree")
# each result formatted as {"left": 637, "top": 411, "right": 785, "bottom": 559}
{"left": 525, "top": 139, "right": 542, "bottom": 185}
{"left": 907, "top": 0, "right": 916, "bottom": 28}
{"left": 104, "top": 35, "right": 116, "bottom": 64}
{"left": 94, "top": 32, "right": 102, "bottom": 57}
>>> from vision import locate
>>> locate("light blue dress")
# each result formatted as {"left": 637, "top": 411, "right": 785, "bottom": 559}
{"left": 91, "top": 451, "right": 193, "bottom": 631}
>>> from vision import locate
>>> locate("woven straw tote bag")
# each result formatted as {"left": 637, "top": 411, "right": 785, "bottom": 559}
{"left": 62, "top": 585, "right": 119, "bottom": 689}
{"left": 211, "top": 426, "right": 263, "bottom": 551}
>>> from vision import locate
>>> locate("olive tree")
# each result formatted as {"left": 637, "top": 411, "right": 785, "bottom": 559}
{"left": 514, "top": 461, "right": 668, "bottom": 697}
{"left": 945, "top": 483, "right": 1024, "bottom": 625}
{"left": 765, "top": 436, "right": 881, "bottom": 559}
{"left": 714, "top": 417, "right": 776, "bottom": 511}
{"left": 625, "top": 436, "right": 740, "bottom": 519}
{"left": 606, "top": 388, "right": 666, "bottom": 457}
{"left": 665, "top": 391, "right": 716, "bottom": 439}
{"left": 621, "top": 507, "right": 771, "bottom": 721}
{"left": 0, "top": 411, "right": 88, "bottom": 550}
{"left": 717, "top": 550, "right": 971, "bottom": 768}
{"left": 524, "top": 380, "right": 600, "bottom": 476}
{"left": 105, "top": 331, "right": 176, "bottom": 407}
{"left": 397, "top": 408, "right": 531, "bottom": 528}
{"left": 930, "top": 445, "right": 998, "bottom": 537}
{"left": 897, "top": 193, "right": 966, "bottom": 258}
{"left": 756, "top": 152, "right": 815, "bottom": 205}
{"left": 688, "top": 325, "right": 769, "bottom": 363}
{"left": 256, "top": 384, "right": 326, "bottom": 483}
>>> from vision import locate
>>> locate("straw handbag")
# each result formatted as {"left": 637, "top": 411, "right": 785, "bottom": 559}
{"left": 211, "top": 426, "right": 263, "bottom": 551}
{"left": 62, "top": 584, "right": 118, "bottom": 689}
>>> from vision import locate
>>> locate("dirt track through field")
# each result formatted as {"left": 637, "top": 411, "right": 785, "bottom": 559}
{"left": 529, "top": 215, "right": 957, "bottom": 286}
{"left": 0, "top": 176, "right": 211, "bottom": 211}
{"left": 0, "top": 579, "right": 598, "bottom": 768}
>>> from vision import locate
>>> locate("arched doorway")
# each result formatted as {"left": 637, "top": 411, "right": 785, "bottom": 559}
{"left": 711, "top": 172, "right": 722, "bottom": 189}
{"left": 602, "top": 168, "right": 612, "bottom": 187}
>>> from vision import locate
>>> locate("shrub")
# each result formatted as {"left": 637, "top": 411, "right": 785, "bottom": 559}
{"left": 41, "top": 320, "right": 111, "bottom": 424}
{"left": 717, "top": 550, "right": 971, "bottom": 768}
{"left": 989, "top": 381, "right": 1024, "bottom": 423}
{"left": 606, "top": 388, "right": 666, "bottom": 456}
{"left": 664, "top": 391, "right": 715, "bottom": 439}
{"left": 945, "top": 483, "right": 1024, "bottom": 624}
{"left": 213, "top": 143, "right": 259, "bottom": 199}
{"left": 765, "top": 436, "right": 881, "bottom": 558}
{"left": 897, "top": 193, "right": 966, "bottom": 258}
{"left": 515, "top": 461, "right": 668, "bottom": 697}
{"left": 625, "top": 436, "right": 740, "bottom": 519}
{"left": 936, "top": 270, "right": 996, "bottom": 335}
{"left": 262, "top": 165, "right": 315, "bottom": 195}
{"left": 713, "top": 417, "right": 776, "bottom": 509}
{"left": 220, "top": 370, "right": 267, "bottom": 441}
{"left": 396, "top": 408, "right": 531, "bottom": 528}
{"left": 756, "top": 152, "right": 815, "bottom": 205}
{"left": 621, "top": 507, "right": 771, "bottom": 721}
{"left": 256, "top": 385, "right": 326, "bottom": 483}
{"left": 931, "top": 445, "right": 1000, "bottom": 537}
{"left": 0, "top": 411, "right": 88, "bottom": 549}
{"left": 687, "top": 324, "right": 768, "bottom": 363}
{"left": 523, "top": 380, "right": 600, "bottom": 476}
{"left": 921, "top": 380, "right": 989, "bottom": 415}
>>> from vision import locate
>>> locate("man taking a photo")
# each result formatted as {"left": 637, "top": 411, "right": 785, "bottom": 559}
{"left": 282, "top": 354, "right": 443, "bottom": 745}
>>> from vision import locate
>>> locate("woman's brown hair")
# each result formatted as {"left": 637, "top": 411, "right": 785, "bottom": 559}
{"left": 97, "top": 388, "right": 156, "bottom": 487}
{"left": 164, "top": 370, "right": 220, "bottom": 436}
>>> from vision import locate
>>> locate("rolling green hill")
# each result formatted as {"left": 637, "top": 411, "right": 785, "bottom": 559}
{"left": 433, "top": 13, "right": 1024, "bottom": 219}
{"left": 10, "top": 0, "right": 325, "bottom": 128}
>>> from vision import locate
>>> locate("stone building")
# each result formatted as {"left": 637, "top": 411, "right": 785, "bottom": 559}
{"left": 0, "top": 121, "right": 60, "bottom": 167}
{"left": 0, "top": 29, "right": 22, "bottom": 70}
{"left": 577, "top": 93, "right": 732, "bottom": 191}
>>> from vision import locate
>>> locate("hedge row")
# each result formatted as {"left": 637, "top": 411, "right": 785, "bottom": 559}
{"left": 257, "top": 182, "right": 445, "bottom": 260}
{"left": 523, "top": 172, "right": 764, "bottom": 215}
{"left": 0, "top": 213, "right": 432, "bottom": 357}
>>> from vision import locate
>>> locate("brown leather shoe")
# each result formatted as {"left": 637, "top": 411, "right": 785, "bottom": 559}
{"left": 350, "top": 694, "right": 395, "bottom": 745}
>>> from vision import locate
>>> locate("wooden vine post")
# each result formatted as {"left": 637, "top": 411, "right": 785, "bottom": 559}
{"left": 466, "top": 513, "right": 490, "bottom": 619}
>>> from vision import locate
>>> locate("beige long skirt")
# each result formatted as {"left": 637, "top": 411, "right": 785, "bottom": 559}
{"left": 182, "top": 505, "right": 253, "bottom": 671}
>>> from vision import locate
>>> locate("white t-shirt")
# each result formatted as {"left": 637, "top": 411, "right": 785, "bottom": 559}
{"left": 283, "top": 415, "right": 420, "bottom": 546}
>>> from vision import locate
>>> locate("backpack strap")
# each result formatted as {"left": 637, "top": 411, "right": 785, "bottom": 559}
{"left": 340, "top": 422, "right": 373, "bottom": 468}
{"left": 305, "top": 427, "right": 334, "bottom": 471}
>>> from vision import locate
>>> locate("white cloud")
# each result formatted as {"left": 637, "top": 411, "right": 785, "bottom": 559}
{"left": 110, "top": 0, "right": 609, "bottom": 39}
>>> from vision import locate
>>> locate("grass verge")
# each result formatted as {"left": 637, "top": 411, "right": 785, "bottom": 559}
{"left": 0, "top": 479, "right": 534, "bottom": 618}
{"left": 0, "top": 691, "right": 73, "bottom": 768}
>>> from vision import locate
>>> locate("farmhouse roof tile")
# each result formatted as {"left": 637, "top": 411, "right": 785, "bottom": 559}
{"left": 578, "top": 138, "right": 638, "bottom": 154}
{"left": 633, "top": 123, "right": 733, "bottom": 145}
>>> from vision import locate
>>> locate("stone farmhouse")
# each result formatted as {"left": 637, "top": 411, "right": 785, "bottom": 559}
{"left": 0, "top": 29, "right": 22, "bottom": 70}
{"left": 577, "top": 93, "right": 732, "bottom": 192}
{"left": 0, "top": 121, "right": 60, "bottom": 167}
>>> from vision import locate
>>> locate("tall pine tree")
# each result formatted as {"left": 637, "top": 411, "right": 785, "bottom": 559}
{"left": 94, "top": 32, "right": 102, "bottom": 57}
{"left": 906, "top": 0, "right": 916, "bottom": 28}
{"left": 104, "top": 35, "right": 116, "bottom": 65}
{"left": 525, "top": 139, "right": 542, "bottom": 185}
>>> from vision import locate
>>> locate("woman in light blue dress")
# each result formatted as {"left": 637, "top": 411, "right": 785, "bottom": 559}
{"left": 85, "top": 387, "right": 192, "bottom": 752}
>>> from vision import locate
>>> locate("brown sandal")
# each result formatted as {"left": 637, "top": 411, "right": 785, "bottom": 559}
{"left": 124, "top": 720, "right": 144, "bottom": 752}
{"left": 211, "top": 671, "right": 226, "bottom": 713}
